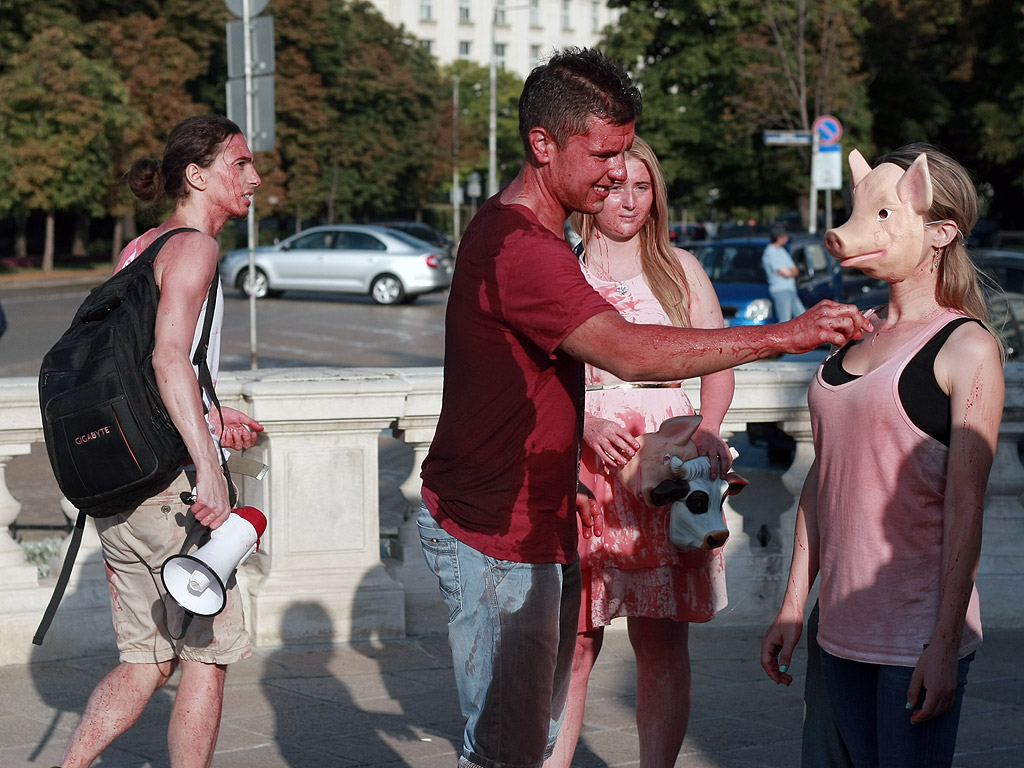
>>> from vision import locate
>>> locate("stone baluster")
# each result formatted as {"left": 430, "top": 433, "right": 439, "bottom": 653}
{"left": 0, "top": 444, "right": 37, "bottom": 584}
{"left": 239, "top": 368, "right": 409, "bottom": 646}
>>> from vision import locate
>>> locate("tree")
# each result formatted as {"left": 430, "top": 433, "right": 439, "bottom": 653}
{"left": 603, "top": 0, "right": 870, "bottom": 225}
{"left": 967, "top": 0, "right": 1024, "bottom": 223}
{"left": 0, "top": 19, "right": 132, "bottom": 269}
{"left": 442, "top": 59, "right": 524, "bottom": 195}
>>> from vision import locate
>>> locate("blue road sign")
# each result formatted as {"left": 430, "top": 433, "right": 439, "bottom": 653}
{"left": 813, "top": 115, "right": 843, "bottom": 146}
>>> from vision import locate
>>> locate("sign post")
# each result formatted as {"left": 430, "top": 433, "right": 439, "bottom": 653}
{"left": 225, "top": 0, "right": 275, "bottom": 369}
{"left": 762, "top": 117, "right": 843, "bottom": 234}
{"left": 811, "top": 115, "right": 843, "bottom": 233}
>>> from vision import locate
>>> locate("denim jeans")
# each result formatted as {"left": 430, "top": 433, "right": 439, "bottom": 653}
{"left": 769, "top": 287, "right": 806, "bottom": 322}
{"left": 803, "top": 602, "right": 854, "bottom": 768}
{"left": 418, "top": 503, "right": 581, "bottom": 768}
{"left": 820, "top": 648, "right": 973, "bottom": 768}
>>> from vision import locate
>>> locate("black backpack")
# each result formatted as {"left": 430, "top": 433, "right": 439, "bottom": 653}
{"left": 34, "top": 227, "right": 234, "bottom": 645}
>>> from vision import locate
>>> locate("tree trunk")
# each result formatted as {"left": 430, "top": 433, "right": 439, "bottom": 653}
{"left": 72, "top": 210, "right": 90, "bottom": 258}
{"left": 42, "top": 211, "right": 55, "bottom": 272}
{"left": 13, "top": 213, "right": 27, "bottom": 260}
{"left": 111, "top": 217, "right": 124, "bottom": 264}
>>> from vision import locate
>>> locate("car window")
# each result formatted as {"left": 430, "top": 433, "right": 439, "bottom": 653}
{"left": 386, "top": 229, "right": 435, "bottom": 249}
{"left": 988, "top": 294, "right": 1024, "bottom": 361}
{"left": 979, "top": 260, "right": 1024, "bottom": 293}
{"left": 803, "top": 243, "right": 829, "bottom": 273}
{"left": 290, "top": 231, "right": 336, "bottom": 250}
{"left": 336, "top": 231, "right": 386, "bottom": 251}
{"left": 699, "top": 245, "right": 767, "bottom": 283}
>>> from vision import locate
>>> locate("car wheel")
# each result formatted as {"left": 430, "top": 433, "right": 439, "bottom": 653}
{"left": 370, "top": 274, "right": 405, "bottom": 305}
{"left": 238, "top": 267, "right": 271, "bottom": 299}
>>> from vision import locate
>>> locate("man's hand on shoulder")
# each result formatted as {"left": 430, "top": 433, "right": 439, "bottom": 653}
{"left": 781, "top": 300, "right": 873, "bottom": 353}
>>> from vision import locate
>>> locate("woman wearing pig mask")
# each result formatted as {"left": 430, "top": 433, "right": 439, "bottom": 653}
{"left": 545, "top": 137, "right": 735, "bottom": 768}
{"left": 762, "top": 143, "right": 1005, "bottom": 768}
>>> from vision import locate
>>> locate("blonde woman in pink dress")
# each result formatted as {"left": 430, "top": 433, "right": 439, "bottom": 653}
{"left": 546, "top": 137, "right": 735, "bottom": 768}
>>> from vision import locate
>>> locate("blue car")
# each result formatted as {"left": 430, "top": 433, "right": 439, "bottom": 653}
{"left": 689, "top": 235, "right": 841, "bottom": 325}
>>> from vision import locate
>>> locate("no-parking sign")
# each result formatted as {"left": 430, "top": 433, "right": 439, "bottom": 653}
{"left": 813, "top": 115, "right": 843, "bottom": 146}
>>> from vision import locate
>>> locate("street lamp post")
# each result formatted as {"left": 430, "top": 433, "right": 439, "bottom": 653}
{"left": 488, "top": 2, "right": 498, "bottom": 198}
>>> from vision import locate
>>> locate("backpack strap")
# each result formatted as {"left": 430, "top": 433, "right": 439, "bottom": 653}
{"left": 31, "top": 510, "right": 87, "bottom": 645}
{"left": 191, "top": 272, "right": 238, "bottom": 508}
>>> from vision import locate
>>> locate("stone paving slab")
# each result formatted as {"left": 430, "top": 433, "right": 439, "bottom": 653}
{"left": 2, "top": 624, "right": 1021, "bottom": 768}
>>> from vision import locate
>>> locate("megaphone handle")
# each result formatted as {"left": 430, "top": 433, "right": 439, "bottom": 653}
{"left": 181, "top": 490, "right": 198, "bottom": 506}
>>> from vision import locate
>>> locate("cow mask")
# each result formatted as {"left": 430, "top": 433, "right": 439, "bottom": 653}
{"left": 615, "top": 415, "right": 748, "bottom": 551}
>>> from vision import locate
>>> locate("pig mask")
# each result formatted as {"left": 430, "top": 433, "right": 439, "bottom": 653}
{"left": 615, "top": 415, "right": 748, "bottom": 551}
{"left": 823, "top": 149, "right": 936, "bottom": 280}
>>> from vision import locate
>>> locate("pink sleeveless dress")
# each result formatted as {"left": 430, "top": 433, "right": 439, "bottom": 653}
{"left": 577, "top": 265, "right": 727, "bottom": 632}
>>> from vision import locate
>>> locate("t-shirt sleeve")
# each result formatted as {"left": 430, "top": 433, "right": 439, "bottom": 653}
{"left": 500, "top": 229, "right": 612, "bottom": 357}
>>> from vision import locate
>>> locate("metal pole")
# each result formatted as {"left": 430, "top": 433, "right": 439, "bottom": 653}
{"left": 488, "top": 2, "right": 498, "bottom": 198}
{"left": 243, "top": 0, "right": 258, "bottom": 369}
{"left": 453, "top": 73, "right": 461, "bottom": 247}
{"left": 808, "top": 131, "right": 819, "bottom": 235}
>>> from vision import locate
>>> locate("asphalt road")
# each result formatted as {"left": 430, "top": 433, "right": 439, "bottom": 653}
{"left": 0, "top": 283, "right": 450, "bottom": 378}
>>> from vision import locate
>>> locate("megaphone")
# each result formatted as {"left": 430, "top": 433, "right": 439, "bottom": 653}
{"left": 161, "top": 506, "right": 267, "bottom": 617}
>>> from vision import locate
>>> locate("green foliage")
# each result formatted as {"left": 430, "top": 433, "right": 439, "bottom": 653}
{"left": 444, "top": 59, "right": 525, "bottom": 188}
{"left": 4, "top": 0, "right": 1024, "bottom": 253}
{"left": 0, "top": 20, "right": 132, "bottom": 219}
{"left": 603, "top": 0, "right": 872, "bottom": 220}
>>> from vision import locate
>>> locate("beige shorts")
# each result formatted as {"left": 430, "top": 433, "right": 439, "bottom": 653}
{"left": 95, "top": 472, "right": 251, "bottom": 665}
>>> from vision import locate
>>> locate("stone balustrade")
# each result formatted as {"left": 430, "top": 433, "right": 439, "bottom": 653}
{"left": 1, "top": 362, "right": 1022, "bottom": 666}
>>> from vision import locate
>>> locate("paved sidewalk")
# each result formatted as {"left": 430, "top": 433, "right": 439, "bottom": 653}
{"left": 2, "top": 621, "right": 1022, "bottom": 768}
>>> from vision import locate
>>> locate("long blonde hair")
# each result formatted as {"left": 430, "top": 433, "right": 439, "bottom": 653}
{"left": 572, "top": 137, "right": 691, "bottom": 327}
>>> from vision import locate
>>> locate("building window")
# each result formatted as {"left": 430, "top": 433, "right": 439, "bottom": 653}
{"left": 495, "top": 0, "right": 506, "bottom": 26}
{"left": 561, "top": 0, "right": 572, "bottom": 31}
{"left": 530, "top": 44, "right": 542, "bottom": 64}
{"left": 494, "top": 42, "right": 507, "bottom": 70}
{"left": 420, "top": 0, "right": 432, "bottom": 21}
{"left": 530, "top": 0, "right": 541, "bottom": 27}
{"left": 421, "top": 39, "right": 433, "bottom": 53}
{"left": 591, "top": 1, "right": 600, "bottom": 33}
{"left": 459, "top": 0, "right": 471, "bottom": 23}
{"left": 459, "top": 40, "right": 471, "bottom": 58}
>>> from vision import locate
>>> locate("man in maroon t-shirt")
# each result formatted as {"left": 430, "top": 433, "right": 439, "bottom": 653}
{"left": 418, "top": 48, "right": 871, "bottom": 768}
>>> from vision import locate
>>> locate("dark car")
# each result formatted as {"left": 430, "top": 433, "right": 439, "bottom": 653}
{"left": 690, "top": 235, "right": 841, "bottom": 325}
{"left": 377, "top": 221, "right": 454, "bottom": 256}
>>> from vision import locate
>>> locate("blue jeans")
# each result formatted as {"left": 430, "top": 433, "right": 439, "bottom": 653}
{"left": 418, "top": 503, "right": 581, "bottom": 768}
{"left": 804, "top": 602, "right": 854, "bottom": 768}
{"left": 769, "top": 287, "right": 806, "bottom": 322}
{"left": 819, "top": 648, "right": 973, "bottom": 768}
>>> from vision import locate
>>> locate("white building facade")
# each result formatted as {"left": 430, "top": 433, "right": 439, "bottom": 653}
{"left": 366, "top": 0, "right": 623, "bottom": 79}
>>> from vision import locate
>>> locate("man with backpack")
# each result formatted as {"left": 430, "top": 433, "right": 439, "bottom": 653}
{"left": 56, "top": 115, "right": 263, "bottom": 768}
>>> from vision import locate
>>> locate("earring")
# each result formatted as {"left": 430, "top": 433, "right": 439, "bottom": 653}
{"left": 932, "top": 246, "right": 941, "bottom": 271}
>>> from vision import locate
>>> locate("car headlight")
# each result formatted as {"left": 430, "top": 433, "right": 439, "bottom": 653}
{"left": 741, "top": 298, "right": 773, "bottom": 323}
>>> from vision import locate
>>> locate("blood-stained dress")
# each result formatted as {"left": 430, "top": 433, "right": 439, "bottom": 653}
{"left": 577, "top": 264, "right": 727, "bottom": 632}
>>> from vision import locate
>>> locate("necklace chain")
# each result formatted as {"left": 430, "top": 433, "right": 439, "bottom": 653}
{"left": 589, "top": 232, "right": 639, "bottom": 295}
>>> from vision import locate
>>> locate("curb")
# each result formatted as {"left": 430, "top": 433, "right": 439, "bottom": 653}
{"left": 0, "top": 271, "right": 108, "bottom": 292}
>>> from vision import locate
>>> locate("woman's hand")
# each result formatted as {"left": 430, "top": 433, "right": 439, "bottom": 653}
{"left": 761, "top": 609, "right": 804, "bottom": 686}
{"left": 692, "top": 428, "right": 732, "bottom": 478}
{"left": 584, "top": 417, "right": 639, "bottom": 467}
{"left": 907, "top": 640, "right": 960, "bottom": 723}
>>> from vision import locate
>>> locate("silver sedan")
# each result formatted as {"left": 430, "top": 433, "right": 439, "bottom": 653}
{"left": 219, "top": 224, "right": 453, "bottom": 305}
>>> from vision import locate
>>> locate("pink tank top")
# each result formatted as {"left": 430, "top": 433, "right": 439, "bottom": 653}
{"left": 809, "top": 309, "right": 982, "bottom": 666}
